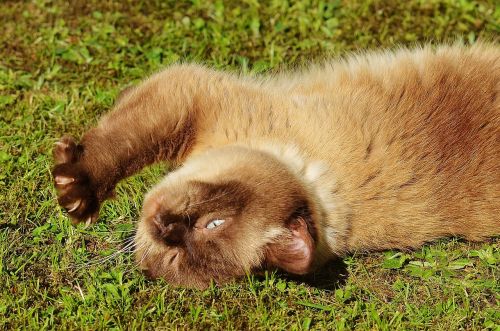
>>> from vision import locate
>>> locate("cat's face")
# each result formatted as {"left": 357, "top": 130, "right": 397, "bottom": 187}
{"left": 134, "top": 146, "right": 322, "bottom": 288}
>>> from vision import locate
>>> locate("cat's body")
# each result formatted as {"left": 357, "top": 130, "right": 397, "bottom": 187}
{"left": 53, "top": 44, "right": 499, "bottom": 288}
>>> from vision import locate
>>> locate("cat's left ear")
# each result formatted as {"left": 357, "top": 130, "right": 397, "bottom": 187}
{"left": 265, "top": 216, "right": 315, "bottom": 275}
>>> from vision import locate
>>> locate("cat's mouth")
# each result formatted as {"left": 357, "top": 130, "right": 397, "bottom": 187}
{"left": 135, "top": 238, "right": 252, "bottom": 288}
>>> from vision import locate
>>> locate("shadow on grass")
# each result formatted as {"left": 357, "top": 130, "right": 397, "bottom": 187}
{"left": 284, "top": 258, "right": 348, "bottom": 291}
{"left": 253, "top": 258, "right": 348, "bottom": 291}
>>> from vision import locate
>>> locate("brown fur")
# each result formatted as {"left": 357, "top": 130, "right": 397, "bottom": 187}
{"left": 53, "top": 43, "right": 499, "bottom": 288}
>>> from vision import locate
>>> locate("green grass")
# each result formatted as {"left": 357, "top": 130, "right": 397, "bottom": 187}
{"left": 1, "top": 0, "right": 499, "bottom": 329}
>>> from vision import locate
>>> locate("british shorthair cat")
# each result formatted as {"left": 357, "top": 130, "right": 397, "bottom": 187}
{"left": 53, "top": 43, "right": 499, "bottom": 288}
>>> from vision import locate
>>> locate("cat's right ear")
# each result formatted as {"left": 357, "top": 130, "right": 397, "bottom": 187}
{"left": 264, "top": 216, "right": 315, "bottom": 275}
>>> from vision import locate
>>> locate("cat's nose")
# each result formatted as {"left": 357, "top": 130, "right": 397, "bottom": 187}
{"left": 152, "top": 214, "right": 187, "bottom": 245}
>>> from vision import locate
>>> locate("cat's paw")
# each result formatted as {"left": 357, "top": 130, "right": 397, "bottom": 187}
{"left": 52, "top": 136, "right": 100, "bottom": 225}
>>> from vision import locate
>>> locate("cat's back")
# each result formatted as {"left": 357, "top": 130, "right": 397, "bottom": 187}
{"left": 295, "top": 43, "right": 499, "bottom": 172}
{"left": 285, "top": 44, "right": 499, "bottom": 245}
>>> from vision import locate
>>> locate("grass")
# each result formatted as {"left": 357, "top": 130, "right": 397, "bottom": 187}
{"left": 0, "top": 0, "right": 498, "bottom": 329}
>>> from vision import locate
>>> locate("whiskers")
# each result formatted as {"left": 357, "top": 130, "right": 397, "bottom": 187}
{"left": 69, "top": 237, "right": 141, "bottom": 272}
{"left": 61, "top": 228, "right": 152, "bottom": 275}
{"left": 136, "top": 244, "right": 153, "bottom": 267}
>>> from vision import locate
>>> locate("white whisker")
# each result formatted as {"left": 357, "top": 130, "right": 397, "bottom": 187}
{"left": 71, "top": 239, "right": 142, "bottom": 271}
{"left": 137, "top": 245, "right": 153, "bottom": 267}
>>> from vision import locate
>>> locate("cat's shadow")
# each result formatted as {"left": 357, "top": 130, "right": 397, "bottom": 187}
{"left": 290, "top": 259, "right": 348, "bottom": 290}
{"left": 266, "top": 259, "right": 349, "bottom": 291}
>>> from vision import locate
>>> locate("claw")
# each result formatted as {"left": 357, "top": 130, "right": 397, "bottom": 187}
{"left": 66, "top": 199, "right": 81, "bottom": 212}
{"left": 54, "top": 141, "right": 68, "bottom": 148}
{"left": 85, "top": 217, "right": 93, "bottom": 228}
{"left": 55, "top": 176, "right": 75, "bottom": 185}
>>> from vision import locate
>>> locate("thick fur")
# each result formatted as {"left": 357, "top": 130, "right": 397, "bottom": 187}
{"left": 53, "top": 43, "right": 499, "bottom": 288}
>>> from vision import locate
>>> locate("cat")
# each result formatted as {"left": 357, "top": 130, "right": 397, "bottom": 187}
{"left": 52, "top": 43, "right": 499, "bottom": 288}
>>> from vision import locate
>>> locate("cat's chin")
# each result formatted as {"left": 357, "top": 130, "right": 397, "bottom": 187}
{"left": 133, "top": 145, "right": 330, "bottom": 288}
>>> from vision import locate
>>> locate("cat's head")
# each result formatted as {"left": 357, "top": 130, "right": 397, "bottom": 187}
{"left": 134, "top": 145, "right": 327, "bottom": 288}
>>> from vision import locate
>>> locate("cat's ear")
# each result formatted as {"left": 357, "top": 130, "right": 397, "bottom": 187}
{"left": 265, "top": 216, "right": 315, "bottom": 275}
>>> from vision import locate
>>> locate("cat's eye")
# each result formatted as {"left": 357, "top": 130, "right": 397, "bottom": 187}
{"left": 206, "top": 219, "right": 225, "bottom": 229}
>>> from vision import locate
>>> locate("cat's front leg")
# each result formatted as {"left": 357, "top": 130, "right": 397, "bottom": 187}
{"left": 52, "top": 65, "right": 218, "bottom": 224}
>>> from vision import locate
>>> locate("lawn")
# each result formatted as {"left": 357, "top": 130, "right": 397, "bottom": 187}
{"left": 0, "top": 0, "right": 498, "bottom": 329}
